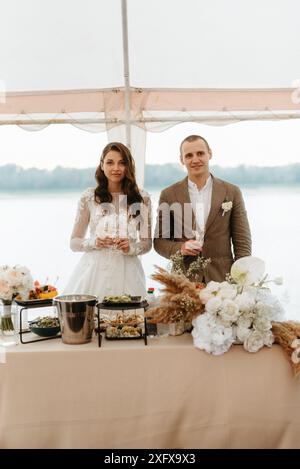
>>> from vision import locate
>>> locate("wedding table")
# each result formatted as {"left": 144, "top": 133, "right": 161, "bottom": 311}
{"left": 0, "top": 334, "right": 300, "bottom": 449}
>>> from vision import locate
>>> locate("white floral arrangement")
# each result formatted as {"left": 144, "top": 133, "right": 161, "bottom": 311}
{"left": 0, "top": 265, "right": 34, "bottom": 304}
{"left": 192, "top": 256, "right": 285, "bottom": 355}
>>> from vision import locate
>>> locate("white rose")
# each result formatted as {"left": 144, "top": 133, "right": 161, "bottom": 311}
{"left": 211, "top": 327, "right": 229, "bottom": 346}
{"left": 0, "top": 278, "right": 12, "bottom": 301}
{"left": 237, "top": 312, "right": 253, "bottom": 329}
{"left": 205, "top": 296, "right": 222, "bottom": 315}
{"left": 216, "top": 316, "right": 232, "bottom": 328}
{"left": 199, "top": 281, "right": 221, "bottom": 304}
{"left": 0, "top": 278, "right": 10, "bottom": 293}
{"left": 236, "top": 325, "right": 251, "bottom": 342}
{"left": 235, "top": 292, "right": 255, "bottom": 313}
{"left": 269, "top": 296, "right": 285, "bottom": 321}
{"left": 211, "top": 326, "right": 234, "bottom": 355}
{"left": 199, "top": 289, "right": 214, "bottom": 304}
{"left": 255, "top": 301, "right": 268, "bottom": 316}
{"left": 244, "top": 330, "right": 265, "bottom": 353}
{"left": 192, "top": 314, "right": 214, "bottom": 353}
{"left": 5, "top": 268, "right": 24, "bottom": 287}
{"left": 263, "top": 330, "right": 274, "bottom": 347}
{"left": 205, "top": 281, "right": 222, "bottom": 294}
{"left": 256, "top": 295, "right": 285, "bottom": 322}
{"left": 192, "top": 313, "right": 214, "bottom": 336}
{"left": 192, "top": 313, "right": 234, "bottom": 355}
{"left": 14, "top": 265, "right": 31, "bottom": 277}
{"left": 218, "top": 299, "right": 240, "bottom": 323}
{"left": 253, "top": 314, "right": 272, "bottom": 332}
{"left": 217, "top": 284, "right": 238, "bottom": 300}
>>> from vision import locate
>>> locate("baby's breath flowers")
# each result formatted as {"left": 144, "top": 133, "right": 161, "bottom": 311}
{"left": 170, "top": 251, "right": 211, "bottom": 283}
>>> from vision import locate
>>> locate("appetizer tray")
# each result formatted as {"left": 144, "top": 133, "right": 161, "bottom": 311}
{"left": 105, "top": 325, "right": 143, "bottom": 340}
{"left": 15, "top": 298, "right": 53, "bottom": 307}
{"left": 98, "top": 299, "right": 148, "bottom": 310}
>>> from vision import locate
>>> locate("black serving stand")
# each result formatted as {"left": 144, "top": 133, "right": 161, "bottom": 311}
{"left": 96, "top": 300, "right": 149, "bottom": 347}
{"left": 15, "top": 299, "right": 61, "bottom": 344}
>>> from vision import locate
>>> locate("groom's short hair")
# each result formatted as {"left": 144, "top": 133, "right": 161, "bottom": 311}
{"left": 180, "top": 135, "right": 211, "bottom": 155}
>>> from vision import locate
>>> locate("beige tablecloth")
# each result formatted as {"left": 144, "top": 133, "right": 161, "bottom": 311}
{"left": 0, "top": 334, "right": 300, "bottom": 449}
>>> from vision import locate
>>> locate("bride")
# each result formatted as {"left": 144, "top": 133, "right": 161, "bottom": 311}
{"left": 64, "top": 142, "right": 152, "bottom": 300}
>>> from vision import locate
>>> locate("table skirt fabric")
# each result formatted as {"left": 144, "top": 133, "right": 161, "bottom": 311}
{"left": 0, "top": 335, "right": 300, "bottom": 449}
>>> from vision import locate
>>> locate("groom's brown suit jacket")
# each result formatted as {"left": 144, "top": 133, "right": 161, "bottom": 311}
{"left": 154, "top": 175, "right": 252, "bottom": 282}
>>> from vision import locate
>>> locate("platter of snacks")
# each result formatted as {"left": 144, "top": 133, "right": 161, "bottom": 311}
{"left": 109, "top": 311, "right": 144, "bottom": 326}
{"left": 96, "top": 297, "right": 149, "bottom": 346}
{"left": 105, "top": 324, "right": 143, "bottom": 340}
{"left": 15, "top": 280, "right": 58, "bottom": 306}
{"left": 96, "top": 311, "right": 144, "bottom": 333}
{"left": 29, "top": 316, "right": 60, "bottom": 337}
{"left": 102, "top": 294, "right": 142, "bottom": 307}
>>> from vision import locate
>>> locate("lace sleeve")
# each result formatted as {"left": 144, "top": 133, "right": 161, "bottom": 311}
{"left": 70, "top": 189, "right": 97, "bottom": 252}
{"left": 125, "top": 192, "right": 152, "bottom": 256}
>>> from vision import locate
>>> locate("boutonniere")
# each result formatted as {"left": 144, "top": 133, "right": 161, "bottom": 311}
{"left": 221, "top": 200, "right": 233, "bottom": 216}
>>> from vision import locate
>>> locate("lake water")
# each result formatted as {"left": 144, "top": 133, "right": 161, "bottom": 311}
{"left": 0, "top": 186, "right": 299, "bottom": 320}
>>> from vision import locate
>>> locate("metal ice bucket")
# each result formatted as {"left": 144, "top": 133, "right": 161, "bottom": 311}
{"left": 53, "top": 294, "right": 97, "bottom": 344}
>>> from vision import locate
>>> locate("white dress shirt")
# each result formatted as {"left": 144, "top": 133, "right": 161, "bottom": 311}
{"left": 188, "top": 175, "right": 213, "bottom": 240}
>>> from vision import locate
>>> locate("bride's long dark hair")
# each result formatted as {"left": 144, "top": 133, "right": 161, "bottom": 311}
{"left": 94, "top": 142, "right": 143, "bottom": 205}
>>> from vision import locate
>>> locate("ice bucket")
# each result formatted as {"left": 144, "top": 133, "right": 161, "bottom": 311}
{"left": 53, "top": 294, "right": 97, "bottom": 344}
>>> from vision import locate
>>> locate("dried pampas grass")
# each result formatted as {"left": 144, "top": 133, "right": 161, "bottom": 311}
{"left": 145, "top": 266, "right": 204, "bottom": 324}
{"left": 272, "top": 321, "right": 300, "bottom": 376}
{"left": 151, "top": 266, "right": 203, "bottom": 299}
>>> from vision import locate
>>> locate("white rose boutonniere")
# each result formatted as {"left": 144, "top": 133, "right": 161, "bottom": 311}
{"left": 221, "top": 201, "right": 233, "bottom": 216}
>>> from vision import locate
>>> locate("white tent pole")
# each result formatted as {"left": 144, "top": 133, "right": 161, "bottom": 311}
{"left": 121, "top": 0, "right": 131, "bottom": 149}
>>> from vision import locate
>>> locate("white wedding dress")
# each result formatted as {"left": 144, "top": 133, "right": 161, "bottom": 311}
{"left": 63, "top": 187, "right": 152, "bottom": 300}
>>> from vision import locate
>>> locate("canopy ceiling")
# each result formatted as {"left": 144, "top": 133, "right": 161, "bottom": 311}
{"left": 0, "top": 0, "right": 300, "bottom": 184}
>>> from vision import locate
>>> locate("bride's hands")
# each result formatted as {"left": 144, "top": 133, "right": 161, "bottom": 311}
{"left": 115, "top": 237, "right": 130, "bottom": 253}
{"left": 95, "top": 236, "right": 130, "bottom": 253}
{"left": 95, "top": 236, "right": 115, "bottom": 249}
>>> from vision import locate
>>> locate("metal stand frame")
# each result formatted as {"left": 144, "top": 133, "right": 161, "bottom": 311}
{"left": 16, "top": 301, "right": 61, "bottom": 344}
{"left": 96, "top": 300, "right": 149, "bottom": 347}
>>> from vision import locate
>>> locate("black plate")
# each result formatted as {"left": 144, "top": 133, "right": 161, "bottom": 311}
{"left": 15, "top": 298, "right": 53, "bottom": 307}
{"left": 30, "top": 324, "right": 60, "bottom": 337}
{"left": 105, "top": 331, "right": 143, "bottom": 340}
{"left": 102, "top": 301, "right": 143, "bottom": 307}
{"left": 105, "top": 335, "right": 143, "bottom": 340}
{"left": 98, "top": 300, "right": 148, "bottom": 310}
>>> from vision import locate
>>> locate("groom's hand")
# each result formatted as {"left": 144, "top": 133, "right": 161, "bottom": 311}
{"left": 181, "top": 241, "right": 202, "bottom": 256}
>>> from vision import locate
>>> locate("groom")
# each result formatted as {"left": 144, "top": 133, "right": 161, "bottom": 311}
{"left": 153, "top": 135, "right": 252, "bottom": 282}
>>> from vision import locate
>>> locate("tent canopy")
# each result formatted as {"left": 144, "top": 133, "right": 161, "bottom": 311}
{"left": 1, "top": 0, "right": 300, "bottom": 184}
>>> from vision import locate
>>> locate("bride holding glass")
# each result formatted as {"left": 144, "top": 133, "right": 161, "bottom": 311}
{"left": 63, "top": 142, "right": 152, "bottom": 300}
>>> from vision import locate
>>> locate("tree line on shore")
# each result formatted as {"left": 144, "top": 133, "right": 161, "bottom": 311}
{"left": 0, "top": 163, "right": 300, "bottom": 191}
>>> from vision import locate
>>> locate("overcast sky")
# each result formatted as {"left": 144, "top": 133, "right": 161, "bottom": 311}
{"left": 1, "top": 0, "right": 300, "bottom": 89}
